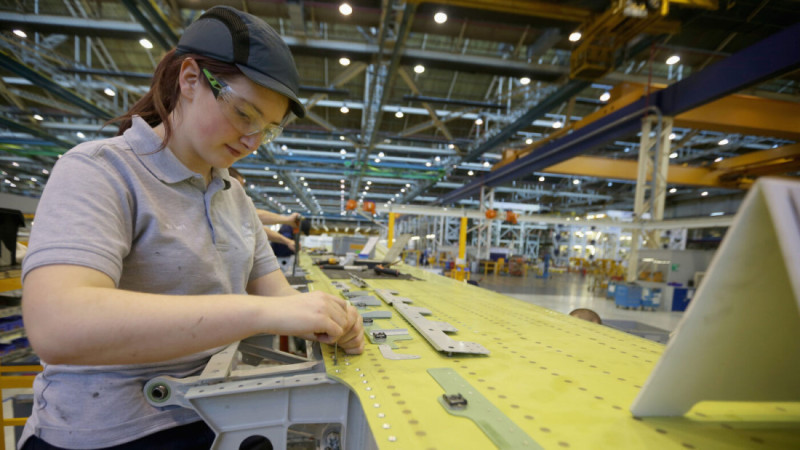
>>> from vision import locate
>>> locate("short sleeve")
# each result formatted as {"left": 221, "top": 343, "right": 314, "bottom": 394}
{"left": 247, "top": 200, "right": 279, "bottom": 281}
{"left": 22, "top": 150, "right": 133, "bottom": 285}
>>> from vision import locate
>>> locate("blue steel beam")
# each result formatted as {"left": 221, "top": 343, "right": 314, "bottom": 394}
{"left": 436, "top": 22, "right": 800, "bottom": 205}
{"left": 0, "top": 117, "right": 75, "bottom": 149}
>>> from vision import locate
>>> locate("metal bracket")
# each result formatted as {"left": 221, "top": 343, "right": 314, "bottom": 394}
{"left": 378, "top": 344, "right": 421, "bottom": 360}
{"left": 428, "top": 368, "right": 540, "bottom": 449}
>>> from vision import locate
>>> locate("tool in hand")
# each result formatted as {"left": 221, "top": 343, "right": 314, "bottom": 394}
{"left": 374, "top": 264, "right": 400, "bottom": 277}
{"left": 291, "top": 217, "right": 312, "bottom": 276}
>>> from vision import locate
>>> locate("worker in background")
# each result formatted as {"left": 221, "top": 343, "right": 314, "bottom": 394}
{"left": 569, "top": 308, "right": 603, "bottom": 325}
{"left": 20, "top": 6, "right": 363, "bottom": 449}
{"left": 228, "top": 167, "right": 297, "bottom": 252}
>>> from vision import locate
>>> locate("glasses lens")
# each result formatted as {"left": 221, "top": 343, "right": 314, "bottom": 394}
{"left": 216, "top": 86, "right": 283, "bottom": 144}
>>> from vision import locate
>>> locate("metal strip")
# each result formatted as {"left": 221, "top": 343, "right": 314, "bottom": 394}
{"left": 378, "top": 344, "right": 420, "bottom": 360}
{"left": 394, "top": 303, "right": 489, "bottom": 356}
{"left": 348, "top": 295, "right": 382, "bottom": 307}
{"left": 428, "top": 368, "right": 541, "bottom": 449}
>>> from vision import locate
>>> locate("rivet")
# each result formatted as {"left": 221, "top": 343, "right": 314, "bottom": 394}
{"left": 373, "top": 403, "right": 381, "bottom": 408}
{"left": 388, "top": 436, "right": 397, "bottom": 442}
{"left": 378, "top": 413, "right": 385, "bottom": 418}
{"left": 366, "top": 387, "right": 372, "bottom": 391}
{"left": 363, "top": 380, "right": 368, "bottom": 384}
{"left": 383, "top": 423, "right": 391, "bottom": 429}
{"left": 370, "top": 395, "right": 376, "bottom": 399}
{"left": 355, "top": 368, "right": 361, "bottom": 371}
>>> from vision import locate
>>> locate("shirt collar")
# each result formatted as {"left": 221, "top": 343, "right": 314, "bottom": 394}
{"left": 124, "top": 116, "right": 231, "bottom": 188}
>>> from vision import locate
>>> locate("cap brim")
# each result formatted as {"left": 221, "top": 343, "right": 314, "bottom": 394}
{"left": 237, "top": 64, "right": 306, "bottom": 119}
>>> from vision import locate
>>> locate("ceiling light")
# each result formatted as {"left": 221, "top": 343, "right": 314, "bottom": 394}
{"left": 483, "top": 161, "right": 490, "bottom": 167}
{"left": 413, "top": 64, "right": 425, "bottom": 74}
{"left": 278, "top": 180, "right": 284, "bottom": 185}
{"left": 367, "top": 180, "right": 372, "bottom": 185}
{"left": 249, "top": 184, "right": 255, "bottom": 189}
{"left": 340, "top": 184, "right": 345, "bottom": 189}
{"left": 300, "top": 176, "right": 305, "bottom": 181}
{"left": 434, "top": 156, "right": 441, "bottom": 162}
{"left": 340, "top": 149, "right": 347, "bottom": 155}
{"left": 669, "top": 152, "right": 678, "bottom": 159}
{"left": 374, "top": 158, "right": 381, "bottom": 163}
{"left": 339, "top": 57, "right": 351, "bottom": 66}
{"left": 405, "top": 183, "right": 411, "bottom": 187}
{"left": 539, "top": 176, "right": 545, "bottom": 182}
{"left": 714, "top": 156, "right": 723, "bottom": 162}
{"left": 395, "top": 110, "right": 404, "bottom": 118}
{"left": 434, "top": 12, "right": 447, "bottom": 24}
{"left": 12, "top": 29, "right": 27, "bottom": 38}
{"left": 669, "top": 188, "right": 677, "bottom": 193}
{"left": 467, "top": 170, "right": 474, "bottom": 176}
{"left": 303, "top": 182, "right": 308, "bottom": 186}
{"left": 365, "top": 186, "right": 369, "bottom": 190}
{"left": 568, "top": 31, "right": 582, "bottom": 42}
{"left": 263, "top": 166, "right": 269, "bottom": 171}
{"left": 378, "top": 152, "right": 384, "bottom": 158}
{"left": 400, "top": 188, "right": 406, "bottom": 193}
{"left": 520, "top": 77, "right": 531, "bottom": 86}
{"left": 599, "top": 92, "right": 610, "bottom": 102}
{"left": 666, "top": 55, "right": 680, "bottom": 65}
{"left": 425, "top": 162, "right": 432, "bottom": 167}
{"left": 448, "top": 144, "right": 455, "bottom": 149}
{"left": 273, "top": 174, "right": 278, "bottom": 179}
{"left": 573, "top": 179, "right": 580, "bottom": 185}
{"left": 669, "top": 132, "right": 677, "bottom": 140}
{"left": 339, "top": 3, "right": 353, "bottom": 15}
{"left": 281, "top": 144, "right": 288, "bottom": 151}
{"left": 339, "top": 135, "right": 345, "bottom": 140}
{"left": 701, "top": 191, "right": 708, "bottom": 196}
{"left": 103, "top": 88, "right": 116, "bottom": 97}
{"left": 33, "top": 114, "right": 43, "bottom": 121}
{"left": 76, "top": 131, "right": 86, "bottom": 139}
{"left": 42, "top": 169, "right": 49, "bottom": 174}
{"left": 340, "top": 105, "right": 349, "bottom": 114}
{"left": 718, "top": 138, "right": 729, "bottom": 146}
{"left": 340, "top": 179, "right": 345, "bottom": 183}
{"left": 139, "top": 38, "right": 153, "bottom": 49}
{"left": 525, "top": 138, "right": 533, "bottom": 145}
{"left": 475, "top": 118, "right": 483, "bottom": 126}
{"left": 552, "top": 121, "right": 563, "bottom": 129}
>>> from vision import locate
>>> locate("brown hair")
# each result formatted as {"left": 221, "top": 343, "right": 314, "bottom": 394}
{"left": 107, "top": 49, "right": 244, "bottom": 150}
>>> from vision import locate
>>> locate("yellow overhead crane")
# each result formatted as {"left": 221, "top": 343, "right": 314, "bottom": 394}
{"left": 570, "top": 0, "right": 718, "bottom": 79}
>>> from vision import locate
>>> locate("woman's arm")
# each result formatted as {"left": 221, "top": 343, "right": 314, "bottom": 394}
{"left": 22, "top": 264, "right": 355, "bottom": 365}
{"left": 256, "top": 210, "right": 299, "bottom": 226}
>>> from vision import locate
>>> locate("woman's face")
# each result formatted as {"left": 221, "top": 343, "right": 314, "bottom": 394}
{"left": 178, "top": 61, "right": 290, "bottom": 174}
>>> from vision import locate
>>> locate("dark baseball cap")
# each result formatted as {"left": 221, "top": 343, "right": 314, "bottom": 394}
{"left": 176, "top": 6, "right": 306, "bottom": 118}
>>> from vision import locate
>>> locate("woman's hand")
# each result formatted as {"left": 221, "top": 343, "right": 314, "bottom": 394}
{"left": 274, "top": 291, "right": 364, "bottom": 354}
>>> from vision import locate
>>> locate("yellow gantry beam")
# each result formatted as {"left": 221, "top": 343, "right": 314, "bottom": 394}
{"left": 543, "top": 143, "right": 800, "bottom": 189}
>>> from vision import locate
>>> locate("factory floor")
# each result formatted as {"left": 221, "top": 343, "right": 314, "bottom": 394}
{"left": 475, "top": 271, "right": 686, "bottom": 333}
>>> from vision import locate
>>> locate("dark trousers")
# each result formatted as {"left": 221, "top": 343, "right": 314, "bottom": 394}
{"left": 21, "top": 421, "right": 216, "bottom": 450}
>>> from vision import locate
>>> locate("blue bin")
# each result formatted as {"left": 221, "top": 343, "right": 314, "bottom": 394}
{"left": 615, "top": 283, "right": 642, "bottom": 309}
{"left": 641, "top": 288, "right": 662, "bottom": 310}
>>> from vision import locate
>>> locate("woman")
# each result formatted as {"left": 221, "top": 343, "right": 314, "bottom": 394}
{"left": 20, "top": 6, "right": 363, "bottom": 449}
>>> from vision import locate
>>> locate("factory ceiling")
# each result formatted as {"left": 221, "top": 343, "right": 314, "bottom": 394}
{"left": 0, "top": 0, "right": 798, "bottom": 221}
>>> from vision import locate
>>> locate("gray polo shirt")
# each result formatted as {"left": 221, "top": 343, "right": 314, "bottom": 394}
{"left": 20, "top": 116, "right": 279, "bottom": 448}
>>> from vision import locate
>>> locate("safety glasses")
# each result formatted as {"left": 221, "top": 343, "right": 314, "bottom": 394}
{"left": 202, "top": 68, "right": 285, "bottom": 145}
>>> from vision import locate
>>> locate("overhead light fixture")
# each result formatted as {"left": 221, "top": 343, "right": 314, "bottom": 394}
{"left": 339, "top": 57, "right": 351, "bottom": 66}
{"left": 374, "top": 158, "right": 381, "bottom": 163}
{"left": 264, "top": 166, "right": 269, "bottom": 171}
{"left": 552, "top": 120, "right": 563, "bottom": 129}
{"left": 340, "top": 105, "right": 349, "bottom": 114}
{"left": 405, "top": 183, "right": 411, "bottom": 187}
{"left": 378, "top": 152, "right": 385, "bottom": 158}
{"left": 669, "top": 152, "right": 678, "bottom": 158}
{"left": 413, "top": 64, "right": 425, "bottom": 74}
{"left": 339, "top": 2, "right": 353, "bottom": 15}
{"left": 42, "top": 169, "right": 49, "bottom": 174}
{"left": 475, "top": 118, "right": 484, "bottom": 126}
{"left": 448, "top": 143, "right": 455, "bottom": 149}
{"left": 273, "top": 174, "right": 278, "bottom": 179}
{"left": 434, "top": 156, "right": 441, "bottom": 162}
{"left": 434, "top": 12, "right": 447, "bottom": 24}
{"left": 572, "top": 179, "right": 580, "bottom": 185}
{"left": 395, "top": 110, "right": 404, "bottom": 118}
{"left": 278, "top": 180, "right": 284, "bottom": 185}
{"left": 33, "top": 114, "right": 43, "bottom": 121}
{"left": 710, "top": 212, "right": 724, "bottom": 216}
{"left": 669, "top": 188, "right": 677, "bottom": 193}
{"left": 666, "top": 55, "right": 680, "bottom": 65}
{"left": 340, "top": 149, "right": 347, "bottom": 155}
{"left": 520, "top": 77, "right": 531, "bottom": 86}
{"left": 12, "top": 29, "right": 27, "bottom": 38}
{"left": 139, "top": 38, "right": 153, "bottom": 49}
{"left": 483, "top": 161, "right": 490, "bottom": 167}
{"left": 599, "top": 92, "right": 610, "bottom": 102}
{"left": 76, "top": 131, "right": 86, "bottom": 139}
{"left": 104, "top": 87, "right": 116, "bottom": 97}
{"left": 467, "top": 170, "right": 474, "bottom": 176}
{"left": 525, "top": 138, "right": 533, "bottom": 145}
{"left": 718, "top": 138, "right": 729, "bottom": 146}
{"left": 367, "top": 181, "right": 372, "bottom": 185}
{"left": 425, "top": 162, "right": 432, "bottom": 167}
{"left": 669, "top": 132, "right": 677, "bottom": 140}
{"left": 538, "top": 176, "right": 545, "bottom": 182}
{"left": 339, "top": 135, "right": 346, "bottom": 141}
{"left": 714, "top": 156, "right": 723, "bottom": 162}
{"left": 701, "top": 191, "right": 709, "bottom": 197}
{"left": 568, "top": 31, "right": 582, "bottom": 42}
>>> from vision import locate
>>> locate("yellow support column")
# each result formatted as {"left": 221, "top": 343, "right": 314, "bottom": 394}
{"left": 458, "top": 216, "right": 468, "bottom": 261}
{"left": 388, "top": 213, "right": 396, "bottom": 248}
